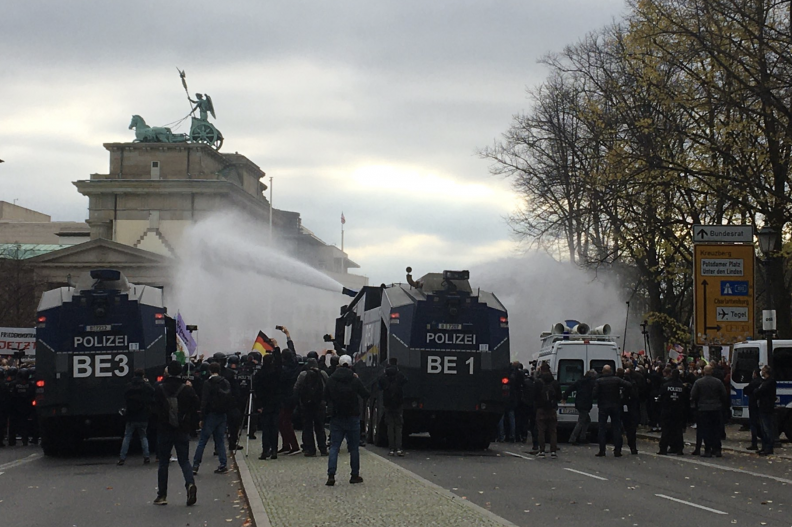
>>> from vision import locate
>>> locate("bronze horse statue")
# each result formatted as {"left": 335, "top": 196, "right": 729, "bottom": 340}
{"left": 128, "top": 115, "right": 187, "bottom": 143}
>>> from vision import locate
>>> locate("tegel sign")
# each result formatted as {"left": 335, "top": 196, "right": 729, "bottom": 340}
{"left": 693, "top": 225, "right": 753, "bottom": 243}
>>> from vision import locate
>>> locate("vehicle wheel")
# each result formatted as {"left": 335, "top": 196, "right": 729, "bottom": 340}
{"left": 784, "top": 415, "right": 792, "bottom": 442}
{"left": 466, "top": 431, "right": 491, "bottom": 450}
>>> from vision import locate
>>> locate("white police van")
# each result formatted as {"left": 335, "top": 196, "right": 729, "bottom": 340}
{"left": 533, "top": 321, "right": 621, "bottom": 434}
{"left": 730, "top": 339, "right": 792, "bottom": 440}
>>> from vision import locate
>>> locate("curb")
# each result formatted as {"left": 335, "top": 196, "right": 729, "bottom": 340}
{"left": 636, "top": 432, "right": 792, "bottom": 460}
{"left": 234, "top": 451, "right": 271, "bottom": 527}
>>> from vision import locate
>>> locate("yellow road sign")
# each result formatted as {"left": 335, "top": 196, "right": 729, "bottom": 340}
{"left": 694, "top": 244, "right": 755, "bottom": 345}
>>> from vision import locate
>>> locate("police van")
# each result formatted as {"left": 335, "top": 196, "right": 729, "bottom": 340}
{"left": 35, "top": 269, "right": 171, "bottom": 455}
{"left": 730, "top": 339, "right": 792, "bottom": 440}
{"left": 533, "top": 321, "right": 621, "bottom": 433}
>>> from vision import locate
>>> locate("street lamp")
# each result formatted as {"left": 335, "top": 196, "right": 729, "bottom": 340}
{"left": 640, "top": 320, "right": 650, "bottom": 359}
{"left": 757, "top": 225, "right": 778, "bottom": 256}
{"left": 757, "top": 225, "right": 777, "bottom": 369}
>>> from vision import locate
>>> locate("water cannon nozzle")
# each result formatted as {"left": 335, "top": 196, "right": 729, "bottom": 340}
{"left": 341, "top": 287, "right": 357, "bottom": 298}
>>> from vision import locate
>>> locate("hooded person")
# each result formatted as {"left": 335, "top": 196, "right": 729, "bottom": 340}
{"left": 377, "top": 358, "right": 408, "bottom": 456}
{"left": 324, "top": 355, "right": 370, "bottom": 486}
{"left": 293, "top": 357, "right": 330, "bottom": 456}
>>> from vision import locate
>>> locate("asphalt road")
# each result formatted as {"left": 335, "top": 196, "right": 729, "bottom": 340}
{"left": 369, "top": 436, "right": 792, "bottom": 526}
{"left": 0, "top": 439, "right": 249, "bottom": 527}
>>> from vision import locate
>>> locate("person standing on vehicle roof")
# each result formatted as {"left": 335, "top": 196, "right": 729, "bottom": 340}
{"left": 563, "top": 369, "right": 597, "bottom": 445}
{"left": 294, "top": 355, "right": 329, "bottom": 457}
{"left": 153, "top": 360, "right": 199, "bottom": 506}
{"left": 118, "top": 369, "right": 155, "bottom": 465}
{"left": 593, "top": 364, "right": 633, "bottom": 457}
{"left": 325, "top": 355, "right": 370, "bottom": 486}
{"left": 377, "top": 358, "right": 408, "bottom": 456}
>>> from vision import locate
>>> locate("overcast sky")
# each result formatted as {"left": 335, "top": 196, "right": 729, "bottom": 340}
{"left": 3, "top": 0, "right": 628, "bottom": 285}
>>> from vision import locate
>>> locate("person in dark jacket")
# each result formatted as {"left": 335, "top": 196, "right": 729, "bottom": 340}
{"left": 563, "top": 369, "right": 596, "bottom": 445}
{"left": 277, "top": 328, "right": 301, "bottom": 455}
{"left": 325, "top": 355, "right": 370, "bottom": 486}
{"left": 620, "top": 368, "right": 641, "bottom": 455}
{"left": 118, "top": 369, "right": 155, "bottom": 465}
{"left": 7, "top": 368, "right": 34, "bottom": 447}
{"left": 533, "top": 366, "right": 561, "bottom": 458}
{"left": 377, "top": 358, "right": 408, "bottom": 456}
{"left": 294, "top": 357, "right": 330, "bottom": 457}
{"left": 520, "top": 369, "right": 539, "bottom": 452}
{"left": 690, "top": 365, "right": 729, "bottom": 457}
{"left": 191, "top": 362, "right": 232, "bottom": 475}
{"left": 743, "top": 369, "right": 763, "bottom": 451}
{"left": 754, "top": 365, "right": 777, "bottom": 456}
{"left": 657, "top": 368, "right": 688, "bottom": 455}
{"left": 154, "top": 361, "right": 199, "bottom": 506}
{"left": 0, "top": 370, "right": 9, "bottom": 447}
{"left": 593, "top": 364, "right": 633, "bottom": 457}
{"left": 253, "top": 343, "right": 282, "bottom": 460}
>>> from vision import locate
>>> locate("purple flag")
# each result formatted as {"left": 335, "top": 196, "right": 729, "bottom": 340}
{"left": 176, "top": 313, "right": 198, "bottom": 356}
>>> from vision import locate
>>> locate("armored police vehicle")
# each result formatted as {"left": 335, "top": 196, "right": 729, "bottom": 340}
{"left": 730, "top": 339, "right": 792, "bottom": 440}
{"left": 333, "top": 268, "right": 510, "bottom": 449}
{"left": 35, "top": 269, "right": 171, "bottom": 455}
{"left": 534, "top": 321, "right": 621, "bottom": 433}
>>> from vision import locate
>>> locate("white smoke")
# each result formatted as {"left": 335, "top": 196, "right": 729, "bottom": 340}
{"left": 169, "top": 212, "right": 345, "bottom": 355}
{"left": 471, "top": 253, "right": 634, "bottom": 363}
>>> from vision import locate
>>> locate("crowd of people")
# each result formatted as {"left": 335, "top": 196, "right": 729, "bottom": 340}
{"left": 1, "top": 340, "right": 781, "bottom": 507}
{"left": 497, "top": 352, "right": 779, "bottom": 459}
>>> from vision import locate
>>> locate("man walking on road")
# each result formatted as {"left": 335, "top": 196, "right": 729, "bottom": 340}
{"left": 192, "top": 362, "right": 232, "bottom": 475}
{"left": 593, "top": 365, "right": 633, "bottom": 457}
{"left": 690, "top": 365, "right": 729, "bottom": 458}
{"left": 154, "top": 360, "right": 200, "bottom": 506}
{"left": 325, "top": 355, "right": 370, "bottom": 486}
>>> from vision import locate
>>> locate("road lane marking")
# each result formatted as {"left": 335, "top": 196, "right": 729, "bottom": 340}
{"left": 645, "top": 452, "right": 792, "bottom": 485}
{"left": 0, "top": 453, "right": 41, "bottom": 472}
{"left": 564, "top": 468, "right": 607, "bottom": 481}
{"left": 504, "top": 451, "right": 534, "bottom": 461}
{"left": 655, "top": 494, "right": 728, "bottom": 515}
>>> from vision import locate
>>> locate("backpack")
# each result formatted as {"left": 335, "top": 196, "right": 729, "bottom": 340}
{"left": 539, "top": 380, "right": 556, "bottom": 406}
{"left": 165, "top": 384, "right": 186, "bottom": 428}
{"left": 299, "top": 369, "right": 325, "bottom": 407}
{"left": 381, "top": 374, "right": 403, "bottom": 409}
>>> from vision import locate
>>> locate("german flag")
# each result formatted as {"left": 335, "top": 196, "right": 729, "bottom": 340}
{"left": 252, "top": 331, "right": 274, "bottom": 354}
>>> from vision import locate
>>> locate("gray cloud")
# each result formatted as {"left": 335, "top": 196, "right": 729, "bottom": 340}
{"left": 2, "top": 0, "right": 627, "bottom": 285}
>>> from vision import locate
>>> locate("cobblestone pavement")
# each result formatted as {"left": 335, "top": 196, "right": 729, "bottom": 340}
{"left": 241, "top": 447, "right": 515, "bottom": 527}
